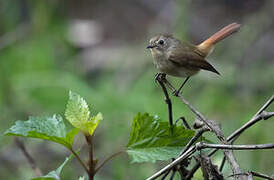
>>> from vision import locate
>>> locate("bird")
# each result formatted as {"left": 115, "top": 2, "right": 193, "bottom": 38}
{"left": 147, "top": 23, "right": 241, "bottom": 96}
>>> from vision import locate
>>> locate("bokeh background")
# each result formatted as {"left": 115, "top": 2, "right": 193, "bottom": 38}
{"left": 0, "top": 0, "right": 273, "bottom": 179}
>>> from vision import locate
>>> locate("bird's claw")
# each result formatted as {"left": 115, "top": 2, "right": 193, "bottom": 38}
{"left": 154, "top": 73, "right": 166, "bottom": 83}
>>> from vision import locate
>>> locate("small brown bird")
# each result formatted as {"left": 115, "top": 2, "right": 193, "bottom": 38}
{"left": 147, "top": 23, "right": 241, "bottom": 96}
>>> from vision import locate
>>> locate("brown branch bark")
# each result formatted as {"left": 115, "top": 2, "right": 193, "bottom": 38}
{"left": 147, "top": 146, "right": 196, "bottom": 180}
{"left": 163, "top": 79, "right": 246, "bottom": 180}
{"left": 196, "top": 142, "right": 274, "bottom": 150}
{"left": 85, "top": 134, "right": 95, "bottom": 180}
{"left": 188, "top": 95, "right": 274, "bottom": 178}
{"left": 155, "top": 73, "right": 174, "bottom": 128}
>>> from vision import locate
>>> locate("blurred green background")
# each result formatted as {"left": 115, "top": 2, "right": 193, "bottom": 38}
{"left": 0, "top": 0, "right": 273, "bottom": 179}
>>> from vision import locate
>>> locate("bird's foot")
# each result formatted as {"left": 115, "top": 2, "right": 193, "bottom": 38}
{"left": 154, "top": 73, "right": 166, "bottom": 83}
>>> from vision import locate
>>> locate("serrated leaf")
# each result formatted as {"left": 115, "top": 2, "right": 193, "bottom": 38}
{"left": 31, "top": 153, "right": 75, "bottom": 180}
{"left": 65, "top": 91, "right": 102, "bottom": 135}
{"left": 4, "top": 115, "right": 79, "bottom": 148}
{"left": 126, "top": 113, "right": 195, "bottom": 163}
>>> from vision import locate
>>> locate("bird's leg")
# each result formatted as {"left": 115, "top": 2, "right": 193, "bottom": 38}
{"left": 154, "top": 72, "right": 167, "bottom": 83}
{"left": 173, "top": 77, "right": 190, "bottom": 96}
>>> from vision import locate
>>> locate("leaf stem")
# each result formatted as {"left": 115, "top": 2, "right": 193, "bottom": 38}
{"left": 69, "top": 148, "right": 89, "bottom": 175}
{"left": 94, "top": 150, "right": 124, "bottom": 174}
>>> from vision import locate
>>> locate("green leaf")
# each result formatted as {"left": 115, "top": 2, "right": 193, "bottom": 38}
{"left": 31, "top": 153, "right": 75, "bottom": 180}
{"left": 65, "top": 91, "right": 102, "bottom": 135}
{"left": 126, "top": 113, "right": 195, "bottom": 163}
{"left": 4, "top": 115, "right": 79, "bottom": 148}
{"left": 78, "top": 177, "right": 85, "bottom": 180}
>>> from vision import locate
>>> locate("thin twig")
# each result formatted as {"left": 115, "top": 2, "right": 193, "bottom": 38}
{"left": 227, "top": 171, "right": 274, "bottom": 180}
{"left": 186, "top": 162, "right": 200, "bottom": 180}
{"left": 94, "top": 150, "right": 124, "bottom": 174}
{"left": 229, "top": 111, "right": 274, "bottom": 144}
{"left": 161, "top": 169, "right": 171, "bottom": 180}
{"left": 156, "top": 73, "right": 173, "bottom": 127}
{"left": 147, "top": 146, "right": 196, "bottom": 180}
{"left": 187, "top": 95, "right": 274, "bottom": 178}
{"left": 163, "top": 80, "right": 223, "bottom": 139}
{"left": 179, "top": 127, "right": 209, "bottom": 155}
{"left": 163, "top": 79, "right": 245, "bottom": 179}
{"left": 175, "top": 116, "right": 191, "bottom": 129}
{"left": 196, "top": 142, "right": 274, "bottom": 150}
{"left": 249, "top": 171, "right": 274, "bottom": 180}
{"left": 199, "top": 154, "right": 224, "bottom": 180}
{"left": 219, "top": 156, "right": 226, "bottom": 172}
{"left": 15, "top": 138, "right": 42, "bottom": 177}
{"left": 229, "top": 95, "right": 274, "bottom": 143}
{"left": 169, "top": 169, "right": 176, "bottom": 180}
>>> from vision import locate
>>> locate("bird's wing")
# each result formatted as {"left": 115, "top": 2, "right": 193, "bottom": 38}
{"left": 168, "top": 43, "right": 220, "bottom": 75}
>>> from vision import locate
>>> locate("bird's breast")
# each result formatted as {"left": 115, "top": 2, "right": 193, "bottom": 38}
{"left": 150, "top": 50, "right": 199, "bottom": 77}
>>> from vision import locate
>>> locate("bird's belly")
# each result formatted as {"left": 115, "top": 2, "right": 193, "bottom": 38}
{"left": 154, "top": 59, "right": 199, "bottom": 77}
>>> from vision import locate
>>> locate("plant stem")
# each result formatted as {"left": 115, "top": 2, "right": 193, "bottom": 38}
{"left": 85, "top": 134, "right": 95, "bottom": 180}
{"left": 69, "top": 148, "right": 89, "bottom": 175}
{"left": 94, "top": 150, "right": 124, "bottom": 174}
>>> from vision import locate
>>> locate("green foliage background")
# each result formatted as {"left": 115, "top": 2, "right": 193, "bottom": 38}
{"left": 0, "top": 0, "right": 273, "bottom": 179}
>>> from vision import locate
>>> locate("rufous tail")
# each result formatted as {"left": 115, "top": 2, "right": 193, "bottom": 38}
{"left": 197, "top": 23, "right": 241, "bottom": 56}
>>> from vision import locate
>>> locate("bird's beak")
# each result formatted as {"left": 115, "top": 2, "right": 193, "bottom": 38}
{"left": 146, "top": 45, "right": 156, "bottom": 49}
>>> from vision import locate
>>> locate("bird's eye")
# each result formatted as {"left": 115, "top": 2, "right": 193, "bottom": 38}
{"left": 158, "top": 40, "right": 164, "bottom": 45}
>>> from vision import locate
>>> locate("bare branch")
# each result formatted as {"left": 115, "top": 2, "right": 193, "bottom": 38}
{"left": 228, "top": 95, "right": 274, "bottom": 143}
{"left": 163, "top": 80, "right": 226, "bottom": 141}
{"left": 155, "top": 73, "right": 174, "bottom": 127}
{"left": 175, "top": 116, "right": 191, "bottom": 129}
{"left": 146, "top": 146, "right": 196, "bottom": 180}
{"left": 249, "top": 171, "right": 274, "bottom": 180}
{"left": 163, "top": 79, "right": 245, "bottom": 179}
{"left": 169, "top": 169, "right": 176, "bottom": 180}
{"left": 227, "top": 171, "right": 274, "bottom": 180}
{"left": 199, "top": 154, "right": 224, "bottom": 180}
{"left": 179, "top": 127, "right": 209, "bottom": 155}
{"left": 186, "top": 161, "right": 201, "bottom": 180}
{"left": 161, "top": 169, "right": 171, "bottom": 180}
{"left": 189, "top": 95, "right": 274, "bottom": 178}
{"left": 151, "top": 79, "right": 273, "bottom": 180}
{"left": 196, "top": 142, "right": 274, "bottom": 150}
{"left": 229, "top": 111, "right": 274, "bottom": 144}
{"left": 219, "top": 155, "right": 226, "bottom": 172}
